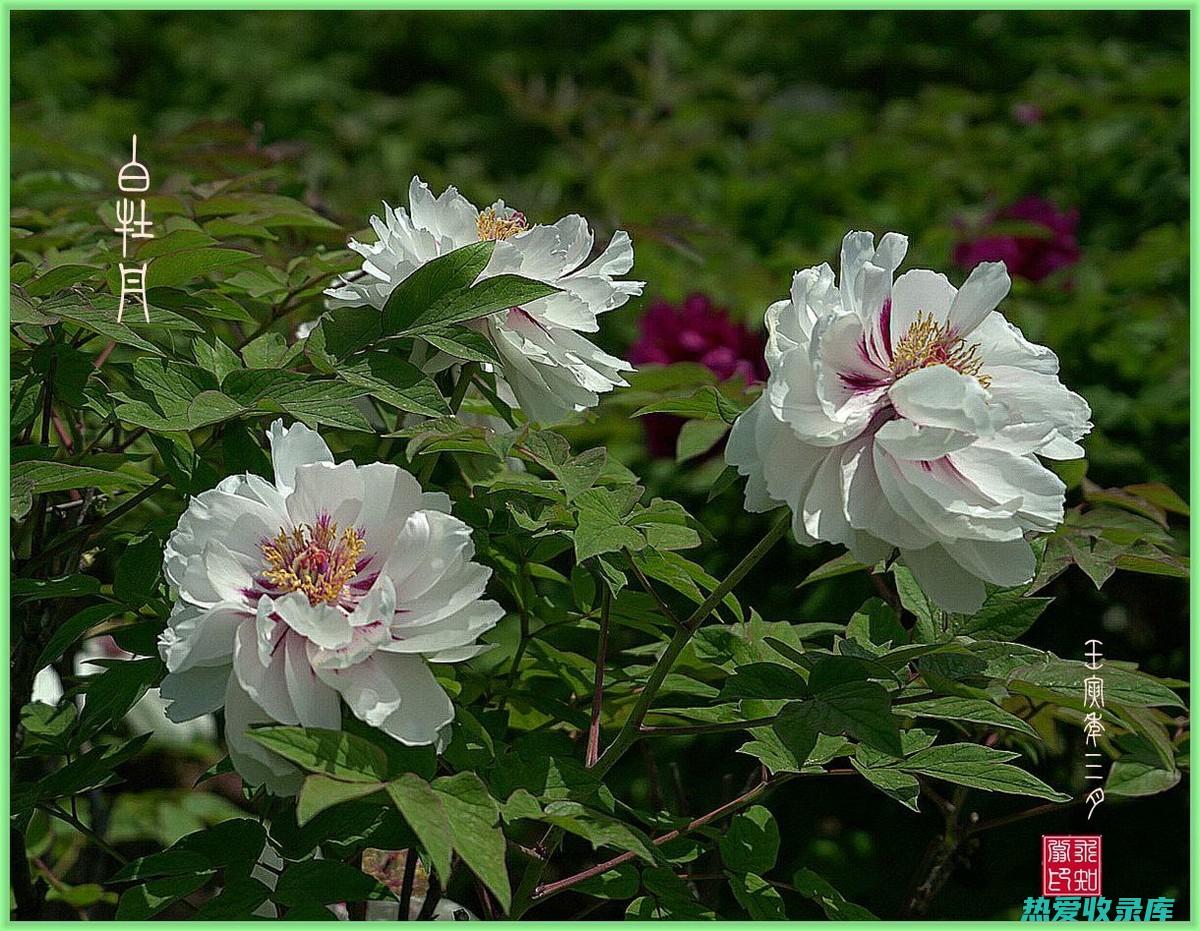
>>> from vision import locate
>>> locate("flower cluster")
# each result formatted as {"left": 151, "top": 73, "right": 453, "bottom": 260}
{"left": 726, "top": 231, "right": 1091, "bottom": 612}
{"left": 161, "top": 178, "right": 1090, "bottom": 793}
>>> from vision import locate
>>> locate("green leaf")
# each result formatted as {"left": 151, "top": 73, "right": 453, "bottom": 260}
{"left": 573, "top": 863, "right": 641, "bottom": 899}
{"left": 385, "top": 774, "right": 454, "bottom": 885}
{"left": 340, "top": 351, "right": 451, "bottom": 418}
{"left": 12, "top": 574, "right": 102, "bottom": 602}
{"left": 573, "top": 487, "right": 645, "bottom": 562}
{"left": 675, "top": 418, "right": 729, "bottom": 463}
{"left": 1105, "top": 736, "right": 1182, "bottom": 797}
{"left": 851, "top": 760, "right": 922, "bottom": 811}
{"left": 192, "top": 877, "right": 273, "bottom": 919}
{"left": 729, "top": 871, "right": 787, "bottom": 920}
{"left": 628, "top": 867, "right": 715, "bottom": 919}
{"left": 847, "top": 597, "right": 907, "bottom": 651}
{"left": 380, "top": 241, "right": 493, "bottom": 335}
{"left": 422, "top": 326, "right": 503, "bottom": 365}
{"left": 78, "top": 657, "right": 162, "bottom": 737}
{"left": 897, "top": 696, "right": 1040, "bottom": 739}
{"left": 274, "top": 860, "right": 388, "bottom": 906}
{"left": 113, "top": 534, "right": 162, "bottom": 604}
{"left": 719, "top": 805, "right": 779, "bottom": 874}
{"left": 956, "top": 587, "right": 1052, "bottom": 641}
{"left": 793, "top": 867, "right": 879, "bottom": 920}
{"left": 115, "top": 873, "right": 211, "bottom": 920}
{"left": 246, "top": 727, "right": 391, "bottom": 781}
{"left": 386, "top": 249, "right": 559, "bottom": 335}
{"left": 433, "top": 772, "right": 512, "bottom": 912}
{"left": 898, "top": 743, "right": 1070, "bottom": 801}
{"left": 721, "top": 662, "right": 807, "bottom": 700}
{"left": 35, "top": 603, "right": 125, "bottom": 669}
{"left": 144, "top": 246, "right": 254, "bottom": 288}
{"left": 1008, "top": 658, "right": 1184, "bottom": 709}
{"left": 25, "top": 263, "right": 102, "bottom": 297}
{"left": 633, "top": 385, "right": 745, "bottom": 424}
{"left": 297, "top": 774, "right": 385, "bottom": 826}
{"left": 539, "top": 800, "right": 656, "bottom": 864}
{"left": 11, "top": 459, "right": 153, "bottom": 496}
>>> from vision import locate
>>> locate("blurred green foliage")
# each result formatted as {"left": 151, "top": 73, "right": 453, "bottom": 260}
{"left": 10, "top": 10, "right": 1190, "bottom": 920}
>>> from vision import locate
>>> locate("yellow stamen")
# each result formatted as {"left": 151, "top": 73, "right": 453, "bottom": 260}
{"left": 476, "top": 207, "right": 527, "bottom": 241}
{"left": 891, "top": 310, "right": 991, "bottom": 388}
{"left": 260, "top": 520, "right": 366, "bottom": 606}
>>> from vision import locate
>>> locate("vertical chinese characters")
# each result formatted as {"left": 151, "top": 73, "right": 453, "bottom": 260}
{"left": 1082, "top": 639, "right": 1106, "bottom": 819}
{"left": 114, "top": 134, "right": 154, "bottom": 322}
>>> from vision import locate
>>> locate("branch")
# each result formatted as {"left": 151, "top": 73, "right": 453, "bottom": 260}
{"left": 532, "top": 772, "right": 800, "bottom": 903}
{"left": 585, "top": 588, "right": 612, "bottom": 767}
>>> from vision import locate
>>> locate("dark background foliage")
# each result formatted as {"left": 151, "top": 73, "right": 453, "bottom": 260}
{"left": 11, "top": 10, "right": 1189, "bottom": 919}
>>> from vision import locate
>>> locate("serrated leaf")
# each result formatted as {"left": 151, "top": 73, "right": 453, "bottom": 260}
{"left": 297, "top": 774, "right": 385, "bottom": 826}
{"left": 434, "top": 772, "right": 512, "bottom": 911}
{"left": 422, "top": 326, "right": 503, "bottom": 364}
{"left": 274, "top": 860, "right": 388, "bottom": 906}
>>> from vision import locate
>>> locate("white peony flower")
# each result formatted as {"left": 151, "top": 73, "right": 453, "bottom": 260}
{"left": 158, "top": 419, "right": 504, "bottom": 795}
{"left": 325, "top": 176, "right": 643, "bottom": 423}
{"left": 726, "top": 231, "right": 1092, "bottom": 613}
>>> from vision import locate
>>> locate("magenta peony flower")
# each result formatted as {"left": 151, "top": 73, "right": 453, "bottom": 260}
{"left": 630, "top": 294, "right": 767, "bottom": 458}
{"left": 953, "top": 197, "right": 1080, "bottom": 284}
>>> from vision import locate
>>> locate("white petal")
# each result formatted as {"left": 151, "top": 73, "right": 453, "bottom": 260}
{"left": 889, "top": 365, "right": 1001, "bottom": 436}
{"left": 943, "top": 537, "right": 1036, "bottom": 588}
{"left": 160, "top": 664, "right": 231, "bottom": 722}
{"left": 900, "top": 544, "right": 987, "bottom": 614}
{"left": 268, "top": 419, "right": 333, "bottom": 494}
{"left": 377, "top": 656, "right": 456, "bottom": 746}
{"left": 873, "top": 419, "right": 974, "bottom": 461}
{"left": 317, "top": 652, "right": 405, "bottom": 727}
{"left": 233, "top": 620, "right": 298, "bottom": 725}
{"left": 283, "top": 634, "right": 341, "bottom": 729}
{"left": 382, "top": 599, "right": 505, "bottom": 655}
{"left": 285, "top": 460, "right": 364, "bottom": 530}
{"left": 889, "top": 268, "right": 956, "bottom": 347}
{"left": 947, "top": 262, "right": 1010, "bottom": 338}
{"left": 31, "top": 667, "right": 63, "bottom": 706}
{"left": 274, "top": 592, "right": 355, "bottom": 650}
{"left": 158, "top": 602, "right": 247, "bottom": 672}
{"left": 224, "top": 675, "right": 303, "bottom": 796}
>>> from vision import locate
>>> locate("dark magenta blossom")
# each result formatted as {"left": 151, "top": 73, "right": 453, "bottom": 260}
{"left": 954, "top": 196, "right": 1080, "bottom": 284}
{"left": 630, "top": 294, "right": 767, "bottom": 458}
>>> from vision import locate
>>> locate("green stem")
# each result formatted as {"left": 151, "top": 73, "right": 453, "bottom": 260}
{"left": 37, "top": 804, "right": 128, "bottom": 867}
{"left": 592, "top": 509, "right": 790, "bottom": 778}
